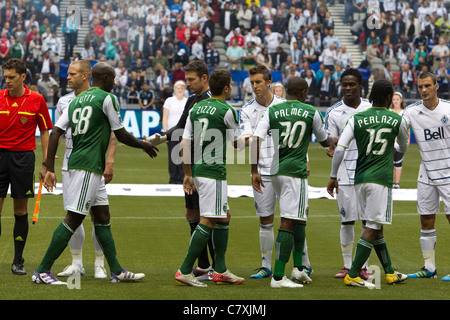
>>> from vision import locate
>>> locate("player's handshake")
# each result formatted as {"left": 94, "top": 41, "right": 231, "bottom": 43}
{"left": 142, "top": 141, "right": 159, "bottom": 158}
{"left": 145, "top": 132, "right": 167, "bottom": 146}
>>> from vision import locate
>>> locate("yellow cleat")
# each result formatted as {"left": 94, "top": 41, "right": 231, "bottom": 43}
{"left": 344, "top": 274, "right": 376, "bottom": 289}
{"left": 386, "top": 271, "right": 408, "bottom": 284}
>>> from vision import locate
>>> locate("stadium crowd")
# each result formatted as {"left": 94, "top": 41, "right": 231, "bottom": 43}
{"left": 0, "top": 0, "right": 448, "bottom": 108}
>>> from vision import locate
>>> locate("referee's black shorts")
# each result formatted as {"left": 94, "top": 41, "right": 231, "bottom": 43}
{"left": 185, "top": 191, "right": 200, "bottom": 210}
{"left": 0, "top": 150, "right": 35, "bottom": 198}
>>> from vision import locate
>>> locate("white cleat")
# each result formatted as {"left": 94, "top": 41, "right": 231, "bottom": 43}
{"left": 57, "top": 265, "right": 85, "bottom": 277}
{"left": 94, "top": 265, "right": 107, "bottom": 279}
{"left": 270, "top": 276, "right": 303, "bottom": 288}
{"left": 175, "top": 270, "right": 207, "bottom": 287}
{"left": 110, "top": 269, "right": 145, "bottom": 283}
{"left": 290, "top": 267, "right": 312, "bottom": 283}
{"left": 32, "top": 270, "right": 67, "bottom": 285}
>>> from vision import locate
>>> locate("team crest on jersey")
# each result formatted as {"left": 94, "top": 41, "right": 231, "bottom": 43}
{"left": 20, "top": 116, "right": 28, "bottom": 124}
{"left": 441, "top": 115, "right": 448, "bottom": 125}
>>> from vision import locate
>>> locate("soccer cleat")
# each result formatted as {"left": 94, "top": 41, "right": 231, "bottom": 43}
{"left": 94, "top": 265, "right": 107, "bottom": 279}
{"left": 212, "top": 270, "right": 245, "bottom": 285}
{"left": 110, "top": 269, "right": 145, "bottom": 283}
{"left": 270, "top": 276, "right": 303, "bottom": 288}
{"left": 11, "top": 262, "right": 27, "bottom": 275}
{"left": 334, "top": 267, "right": 349, "bottom": 278}
{"left": 32, "top": 270, "right": 67, "bottom": 285}
{"left": 441, "top": 274, "right": 450, "bottom": 281}
{"left": 290, "top": 267, "right": 312, "bottom": 283}
{"left": 193, "top": 266, "right": 213, "bottom": 281}
{"left": 407, "top": 267, "right": 437, "bottom": 278}
{"left": 359, "top": 267, "right": 374, "bottom": 280}
{"left": 250, "top": 267, "right": 272, "bottom": 279}
{"left": 175, "top": 270, "right": 207, "bottom": 287}
{"left": 344, "top": 274, "right": 376, "bottom": 289}
{"left": 386, "top": 271, "right": 408, "bottom": 284}
{"left": 57, "top": 265, "right": 86, "bottom": 277}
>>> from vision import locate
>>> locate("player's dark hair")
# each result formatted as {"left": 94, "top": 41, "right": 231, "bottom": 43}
{"left": 341, "top": 68, "right": 363, "bottom": 84}
{"left": 417, "top": 71, "right": 437, "bottom": 84}
{"left": 248, "top": 64, "right": 272, "bottom": 81}
{"left": 369, "top": 79, "right": 394, "bottom": 107}
{"left": 3, "top": 58, "right": 27, "bottom": 75}
{"left": 183, "top": 60, "right": 209, "bottom": 80}
{"left": 209, "top": 69, "right": 231, "bottom": 96}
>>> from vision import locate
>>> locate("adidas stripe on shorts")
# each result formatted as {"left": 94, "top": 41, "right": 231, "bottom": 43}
{"left": 194, "top": 177, "right": 229, "bottom": 218}
{"left": 64, "top": 169, "right": 109, "bottom": 215}
{"left": 271, "top": 176, "right": 308, "bottom": 221}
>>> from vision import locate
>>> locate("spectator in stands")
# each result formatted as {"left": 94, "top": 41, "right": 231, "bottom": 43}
{"left": 9, "top": 35, "right": 24, "bottom": 60}
{"left": 383, "top": 61, "right": 394, "bottom": 83}
{"left": 264, "top": 26, "right": 283, "bottom": 56}
{"left": 272, "top": 46, "right": 288, "bottom": 71}
{"left": 104, "top": 18, "right": 119, "bottom": 45}
{"left": 202, "top": 11, "right": 215, "bottom": 44}
{"left": 205, "top": 41, "right": 220, "bottom": 69}
{"left": 138, "top": 81, "right": 155, "bottom": 110}
{"left": 226, "top": 37, "right": 244, "bottom": 70}
{"left": 435, "top": 13, "right": 450, "bottom": 35}
{"left": 319, "top": 68, "right": 336, "bottom": 106}
{"left": 366, "top": 41, "right": 381, "bottom": 62}
{"left": 320, "top": 42, "right": 338, "bottom": 72}
{"left": 436, "top": 59, "right": 450, "bottom": 99}
{"left": 171, "top": 62, "right": 186, "bottom": 84}
{"left": 273, "top": 9, "right": 289, "bottom": 38}
{"left": 62, "top": 9, "right": 79, "bottom": 58}
{"left": 237, "top": 3, "right": 252, "bottom": 31}
{"left": 399, "top": 62, "right": 415, "bottom": 98}
{"left": 304, "top": 69, "right": 317, "bottom": 104}
{"left": 290, "top": 40, "right": 302, "bottom": 68}
{"left": 37, "top": 72, "right": 59, "bottom": 106}
{"left": 431, "top": 36, "right": 450, "bottom": 71}
{"left": 302, "top": 40, "right": 318, "bottom": 64}
{"left": 127, "top": 84, "right": 139, "bottom": 105}
{"left": 175, "top": 20, "right": 189, "bottom": 46}
{"left": 114, "top": 13, "right": 129, "bottom": 42}
{"left": 174, "top": 47, "right": 189, "bottom": 66}
{"left": 192, "top": 34, "right": 205, "bottom": 60}
{"left": 220, "top": 2, "right": 237, "bottom": 37}
{"left": 357, "top": 60, "right": 371, "bottom": 98}
{"left": 161, "top": 39, "right": 176, "bottom": 68}
{"left": 153, "top": 49, "right": 170, "bottom": 73}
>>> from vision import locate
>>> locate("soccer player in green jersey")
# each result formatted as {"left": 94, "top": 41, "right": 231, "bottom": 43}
{"left": 32, "top": 62, "right": 159, "bottom": 285}
{"left": 327, "top": 79, "right": 409, "bottom": 288}
{"left": 175, "top": 69, "right": 244, "bottom": 287}
{"left": 252, "top": 77, "right": 338, "bottom": 288}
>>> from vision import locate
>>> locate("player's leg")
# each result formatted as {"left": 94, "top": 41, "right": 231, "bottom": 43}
{"left": 250, "top": 179, "right": 275, "bottom": 279}
{"left": 58, "top": 170, "right": 86, "bottom": 277}
{"left": 91, "top": 225, "right": 107, "bottom": 279}
{"left": 33, "top": 210, "right": 85, "bottom": 285}
{"left": 408, "top": 182, "right": 439, "bottom": 278}
{"left": 186, "top": 191, "right": 215, "bottom": 277}
{"left": 270, "top": 176, "right": 303, "bottom": 288}
{"left": 11, "top": 198, "right": 29, "bottom": 275}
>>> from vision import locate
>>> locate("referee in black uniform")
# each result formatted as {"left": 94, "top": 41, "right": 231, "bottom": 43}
{"left": 147, "top": 60, "right": 214, "bottom": 278}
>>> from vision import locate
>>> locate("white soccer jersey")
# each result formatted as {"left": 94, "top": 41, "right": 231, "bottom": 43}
{"left": 403, "top": 99, "right": 450, "bottom": 185}
{"left": 55, "top": 91, "right": 76, "bottom": 171}
{"left": 324, "top": 98, "right": 372, "bottom": 185}
{"left": 239, "top": 95, "right": 286, "bottom": 177}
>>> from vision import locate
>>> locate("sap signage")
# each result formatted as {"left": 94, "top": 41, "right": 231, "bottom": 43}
{"left": 37, "top": 108, "right": 162, "bottom": 139}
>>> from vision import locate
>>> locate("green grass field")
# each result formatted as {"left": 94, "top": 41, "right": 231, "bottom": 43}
{"left": 1, "top": 140, "right": 450, "bottom": 304}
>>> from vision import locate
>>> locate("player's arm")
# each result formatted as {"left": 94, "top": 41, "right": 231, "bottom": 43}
{"left": 113, "top": 128, "right": 158, "bottom": 158}
{"left": 39, "top": 129, "right": 50, "bottom": 181}
{"left": 147, "top": 95, "right": 195, "bottom": 145}
{"left": 180, "top": 115, "right": 195, "bottom": 195}
{"left": 313, "top": 110, "right": 339, "bottom": 148}
{"left": 43, "top": 127, "right": 65, "bottom": 192}
{"left": 327, "top": 118, "right": 354, "bottom": 197}
{"left": 103, "top": 132, "right": 117, "bottom": 184}
{"left": 251, "top": 109, "right": 271, "bottom": 194}
{"left": 395, "top": 117, "right": 409, "bottom": 154}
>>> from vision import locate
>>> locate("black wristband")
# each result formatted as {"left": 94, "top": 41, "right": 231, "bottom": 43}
{"left": 42, "top": 162, "right": 47, "bottom": 167}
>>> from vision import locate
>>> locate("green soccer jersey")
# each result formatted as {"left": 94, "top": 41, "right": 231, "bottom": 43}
{"left": 183, "top": 97, "right": 239, "bottom": 180}
{"left": 254, "top": 100, "right": 328, "bottom": 178}
{"left": 55, "top": 87, "right": 123, "bottom": 175}
{"left": 347, "top": 107, "right": 403, "bottom": 187}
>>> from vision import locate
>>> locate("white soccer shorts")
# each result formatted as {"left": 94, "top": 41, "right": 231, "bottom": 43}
{"left": 270, "top": 175, "right": 308, "bottom": 221}
{"left": 64, "top": 169, "right": 109, "bottom": 215}
{"left": 336, "top": 185, "right": 365, "bottom": 222}
{"left": 355, "top": 183, "right": 392, "bottom": 228}
{"left": 193, "top": 177, "right": 229, "bottom": 218}
{"left": 253, "top": 178, "right": 277, "bottom": 217}
{"left": 417, "top": 181, "right": 450, "bottom": 215}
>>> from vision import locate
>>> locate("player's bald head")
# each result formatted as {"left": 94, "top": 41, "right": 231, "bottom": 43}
{"left": 92, "top": 62, "right": 115, "bottom": 80}
{"left": 286, "top": 77, "right": 308, "bottom": 101}
{"left": 91, "top": 62, "right": 116, "bottom": 92}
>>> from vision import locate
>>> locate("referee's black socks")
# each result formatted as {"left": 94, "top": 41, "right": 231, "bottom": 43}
{"left": 13, "top": 213, "right": 28, "bottom": 263}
